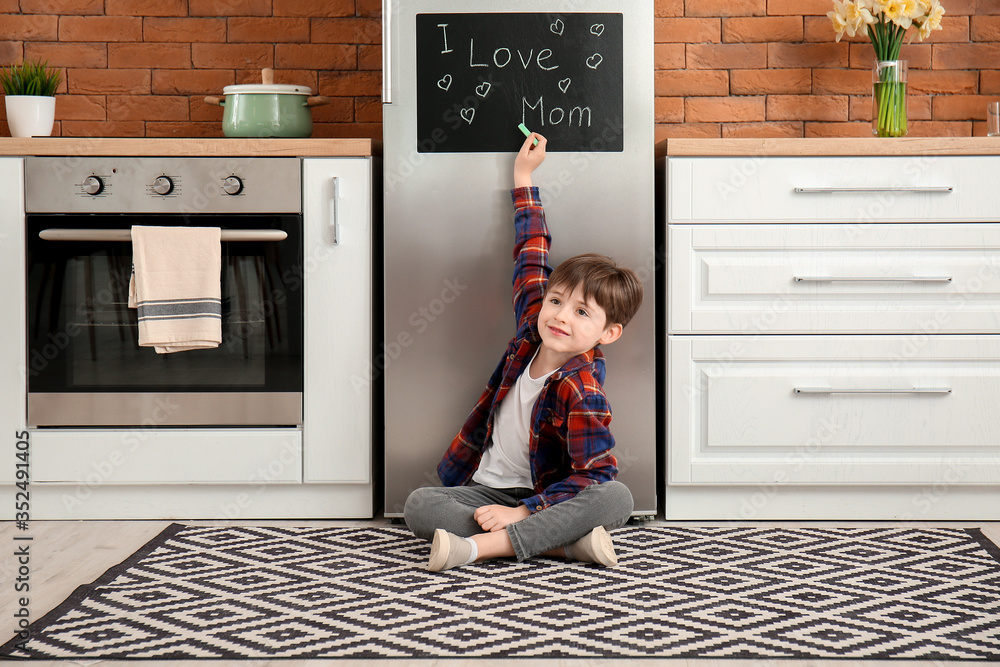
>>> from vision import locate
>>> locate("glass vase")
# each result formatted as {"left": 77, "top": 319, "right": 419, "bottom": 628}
{"left": 872, "top": 60, "right": 907, "bottom": 138}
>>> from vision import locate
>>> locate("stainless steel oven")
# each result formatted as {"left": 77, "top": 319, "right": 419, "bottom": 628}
{"left": 25, "top": 157, "right": 304, "bottom": 428}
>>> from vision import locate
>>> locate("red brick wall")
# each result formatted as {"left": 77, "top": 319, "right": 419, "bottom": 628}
{"left": 1, "top": 0, "right": 997, "bottom": 139}
{"left": 0, "top": 0, "right": 382, "bottom": 137}
{"left": 656, "top": 0, "right": 1000, "bottom": 139}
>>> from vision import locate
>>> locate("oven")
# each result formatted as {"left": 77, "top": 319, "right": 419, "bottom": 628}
{"left": 25, "top": 157, "right": 304, "bottom": 428}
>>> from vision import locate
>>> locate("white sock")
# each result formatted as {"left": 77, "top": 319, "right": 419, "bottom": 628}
{"left": 464, "top": 537, "right": 478, "bottom": 564}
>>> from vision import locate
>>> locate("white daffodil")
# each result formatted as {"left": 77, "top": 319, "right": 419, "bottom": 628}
{"left": 828, "top": 0, "right": 851, "bottom": 41}
{"left": 915, "top": 0, "right": 945, "bottom": 40}
{"left": 830, "top": 0, "right": 873, "bottom": 40}
{"left": 844, "top": 0, "right": 875, "bottom": 35}
{"left": 925, "top": 0, "right": 945, "bottom": 29}
{"left": 881, "top": 0, "right": 923, "bottom": 29}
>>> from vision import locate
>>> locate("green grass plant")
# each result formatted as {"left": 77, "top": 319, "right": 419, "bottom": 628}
{"left": 0, "top": 60, "right": 61, "bottom": 97}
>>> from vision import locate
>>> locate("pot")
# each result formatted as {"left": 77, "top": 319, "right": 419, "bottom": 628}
{"left": 205, "top": 69, "right": 329, "bottom": 138}
{"left": 5, "top": 95, "right": 55, "bottom": 137}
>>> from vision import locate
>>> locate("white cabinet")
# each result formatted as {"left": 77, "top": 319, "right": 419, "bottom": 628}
{"left": 668, "top": 156, "right": 1000, "bottom": 223}
{"left": 669, "top": 335, "right": 1000, "bottom": 484}
{"left": 302, "top": 158, "right": 373, "bottom": 484}
{"left": 664, "top": 150, "right": 1000, "bottom": 519}
{"left": 0, "top": 158, "right": 25, "bottom": 486}
{"left": 669, "top": 223, "right": 1000, "bottom": 334}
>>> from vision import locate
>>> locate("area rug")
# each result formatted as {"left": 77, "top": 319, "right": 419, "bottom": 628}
{"left": 3, "top": 525, "right": 1000, "bottom": 660}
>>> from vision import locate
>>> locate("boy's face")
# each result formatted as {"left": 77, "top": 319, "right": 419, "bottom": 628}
{"left": 538, "top": 282, "right": 623, "bottom": 360}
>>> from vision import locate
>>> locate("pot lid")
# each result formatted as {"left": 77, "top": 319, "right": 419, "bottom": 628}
{"left": 222, "top": 83, "right": 312, "bottom": 95}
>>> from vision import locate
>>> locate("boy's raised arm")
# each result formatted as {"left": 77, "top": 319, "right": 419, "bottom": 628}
{"left": 511, "top": 133, "right": 550, "bottom": 328}
{"left": 514, "top": 132, "right": 546, "bottom": 188}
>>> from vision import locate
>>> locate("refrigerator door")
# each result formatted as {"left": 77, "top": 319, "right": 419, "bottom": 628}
{"left": 383, "top": 0, "right": 655, "bottom": 516}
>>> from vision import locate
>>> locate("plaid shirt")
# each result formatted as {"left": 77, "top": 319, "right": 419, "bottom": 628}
{"left": 437, "top": 186, "right": 619, "bottom": 513}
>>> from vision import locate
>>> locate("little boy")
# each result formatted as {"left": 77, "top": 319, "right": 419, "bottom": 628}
{"left": 404, "top": 133, "right": 643, "bottom": 572}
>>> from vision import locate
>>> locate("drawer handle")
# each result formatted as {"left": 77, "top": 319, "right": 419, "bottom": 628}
{"left": 794, "top": 276, "right": 953, "bottom": 283}
{"left": 794, "top": 387, "right": 953, "bottom": 395}
{"left": 794, "top": 186, "right": 954, "bottom": 193}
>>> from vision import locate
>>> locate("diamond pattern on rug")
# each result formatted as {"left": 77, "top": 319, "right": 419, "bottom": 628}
{"left": 3, "top": 525, "right": 1000, "bottom": 660}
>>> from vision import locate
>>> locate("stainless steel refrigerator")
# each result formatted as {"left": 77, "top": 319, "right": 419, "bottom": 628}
{"left": 382, "top": 0, "right": 655, "bottom": 516}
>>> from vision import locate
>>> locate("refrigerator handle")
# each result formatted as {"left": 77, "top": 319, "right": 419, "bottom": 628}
{"left": 382, "top": 0, "right": 392, "bottom": 104}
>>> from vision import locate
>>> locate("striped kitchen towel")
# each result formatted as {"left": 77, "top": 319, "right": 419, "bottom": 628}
{"left": 128, "top": 225, "right": 222, "bottom": 354}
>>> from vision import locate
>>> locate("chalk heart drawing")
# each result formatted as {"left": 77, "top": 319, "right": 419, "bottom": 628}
{"left": 586, "top": 53, "right": 603, "bottom": 69}
{"left": 558, "top": 78, "right": 571, "bottom": 93}
{"left": 475, "top": 81, "right": 492, "bottom": 98}
{"left": 550, "top": 19, "right": 564, "bottom": 36}
{"left": 590, "top": 23, "right": 605, "bottom": 36}
{"left": 436, "top": 74, "right": 452, "bottom": 91}
{"left": 460, "top": 108, "right": 475, "bottom": 124}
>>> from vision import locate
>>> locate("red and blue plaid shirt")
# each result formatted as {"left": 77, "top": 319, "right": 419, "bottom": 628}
{"left": 437, "top": 186, "right": 619, "bottom": 513}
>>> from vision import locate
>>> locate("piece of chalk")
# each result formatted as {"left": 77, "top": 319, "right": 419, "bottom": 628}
{"left": 518, "top": 123, "right": 539, "bottom": 146}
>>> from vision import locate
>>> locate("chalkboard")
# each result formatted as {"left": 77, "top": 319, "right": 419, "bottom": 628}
{"left": 416, "top": 12, "right": 623, "bottom": 153}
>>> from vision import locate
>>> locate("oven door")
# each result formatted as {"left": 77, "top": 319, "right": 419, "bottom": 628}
{"left": 26, "top": 213, "right": 303, "bottom": 427}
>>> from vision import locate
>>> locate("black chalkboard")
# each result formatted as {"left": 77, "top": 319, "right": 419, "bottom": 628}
{"left": 416, "top": 12, "right": 623, "bottom": 153}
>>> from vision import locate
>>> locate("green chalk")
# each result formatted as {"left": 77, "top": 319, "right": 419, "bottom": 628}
{"left": 518, "top": 123, "right": 539, "bottom": 146}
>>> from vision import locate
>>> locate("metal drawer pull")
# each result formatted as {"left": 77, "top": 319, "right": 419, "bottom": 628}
{"left": 794, "top": 387, "right": 952, "bottom": 395}
{"left": 794, "top": 276, "right": 953, "bottom": 283}
{"left": 39, "top": 229, "right": 287, "bottom": 242}
{"left": 794, "top": 186, "right": 953, "bottom": 193}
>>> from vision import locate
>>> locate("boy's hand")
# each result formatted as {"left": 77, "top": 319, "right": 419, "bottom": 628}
{"left": 474, "top": 504, "right": 531, "bottom": 532}
{"left": 514, "top": 133, "right": 546, "bottom": 188}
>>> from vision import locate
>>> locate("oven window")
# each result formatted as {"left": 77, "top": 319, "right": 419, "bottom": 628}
{"left": 27, "top": 214, "right": 303, "bottom": 394}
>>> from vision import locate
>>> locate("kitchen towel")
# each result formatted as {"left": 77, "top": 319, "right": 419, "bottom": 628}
{"left": 127, "top": 225, "right": 222, "bottom": 354}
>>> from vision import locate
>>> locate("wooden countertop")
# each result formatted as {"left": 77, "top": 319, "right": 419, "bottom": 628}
{"left": 658, "top": 137, "right": 1000, "bottom": 157}
{"left": 0, "top": 137, "right": 378, "bottom": 157}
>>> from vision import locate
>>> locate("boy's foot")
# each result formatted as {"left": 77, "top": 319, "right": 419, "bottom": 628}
{"left": 427, "top": 528, "right": 477, "bottom": 572}
{"left": 565, "top": 526, "right": 618, "bottom": 567}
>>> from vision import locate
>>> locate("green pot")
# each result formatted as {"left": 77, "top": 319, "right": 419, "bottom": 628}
{"left": 207, "top": 84, "right": 329, "bottom": 138}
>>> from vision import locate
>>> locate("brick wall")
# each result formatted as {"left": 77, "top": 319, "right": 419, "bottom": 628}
{"left": 657, "top": 0, "right": 1000, "bottom": 139}
{"left": 0, "top": 0, "right": 382, "bottom": 137}
{"left": 1, "top": 0, "right": 997, "bottom": 139}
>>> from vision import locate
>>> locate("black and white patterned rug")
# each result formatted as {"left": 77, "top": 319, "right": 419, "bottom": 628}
{"left": 3, "top": 524, "right": 1000, "bottom": 660}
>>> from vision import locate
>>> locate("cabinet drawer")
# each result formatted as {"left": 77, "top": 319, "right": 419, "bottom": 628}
{"left": 668, "top": 156, "right": 1000, "bottom": 223}
{"left": 31, "top": 429, "right": 302, "bottom": 484}
{"left": 668, "top": 335, "right": 1000, "bottom": 485}
{"left": 669, "top": 224, "right": 1000, "bottom": 334}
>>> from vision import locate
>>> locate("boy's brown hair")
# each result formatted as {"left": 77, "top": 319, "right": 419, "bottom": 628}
{"left": 547, "top": 253, "right": 643, "bottom": 328}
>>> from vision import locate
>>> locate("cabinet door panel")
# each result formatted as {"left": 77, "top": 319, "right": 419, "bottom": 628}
{"left": 32, "top": 430, "right": 302, "bottom": 484}
{"left": 669, "top": 223, "right": 1000, "bottom": 333}
{"left": 302, "top": 158, "right": 372, "bottom": 484}
{"left": 0, "top": 158, "right": 24, "bottom": 484}
{"left": 668, "top": 156, "right": 1000, "bottom": 223}
{"left": 668, "top": 335, "right": 1000, "bottom": 485}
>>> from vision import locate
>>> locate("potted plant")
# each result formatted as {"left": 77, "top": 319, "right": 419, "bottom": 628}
{"left": 1, "top": 60, "right": 61, "bottom": 137}
{"left": 828, "top": 0, "right": 945, "bottom": 137}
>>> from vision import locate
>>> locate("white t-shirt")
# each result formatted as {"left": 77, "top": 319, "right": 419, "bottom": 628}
{"left": 473, "top": 352, "right": 556, "bottom": 489}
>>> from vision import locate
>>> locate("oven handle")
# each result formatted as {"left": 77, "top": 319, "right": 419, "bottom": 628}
{"left": 38, "top": 229, "right": 288, "bottom": 242}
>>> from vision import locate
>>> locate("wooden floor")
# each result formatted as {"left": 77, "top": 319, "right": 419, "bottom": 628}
{"left": 2, "top": 517, "right": 998, "bottom": 667}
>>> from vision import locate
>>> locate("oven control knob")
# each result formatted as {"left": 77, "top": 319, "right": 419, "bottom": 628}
{"left": 83, "top": 175, "right": 104, "bottom": 196}
{"left": 152, "top": 175, "right": 174, "bottom": 196}
{"left": 222, "top": 175, "right": 244, "bottom": 195}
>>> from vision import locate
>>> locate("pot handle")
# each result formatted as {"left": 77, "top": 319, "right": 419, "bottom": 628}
{"left": 204, "top": 96, "right": 224, "bottom": 107}
{"left": 305, "top": 96, "right": 331, "bottom": 107}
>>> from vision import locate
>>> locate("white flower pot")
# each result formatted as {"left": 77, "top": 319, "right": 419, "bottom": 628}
{"left": 4, "top": 95, "right": 55, "bottom": 137}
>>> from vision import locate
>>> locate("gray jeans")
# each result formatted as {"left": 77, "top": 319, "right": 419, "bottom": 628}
{"left": 403, "top": 481, "right": 634, "bottom": 562}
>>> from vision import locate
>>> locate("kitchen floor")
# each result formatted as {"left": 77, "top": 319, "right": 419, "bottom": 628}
{"left": 2, "top": 517, "right": 997, "bottom": 667}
